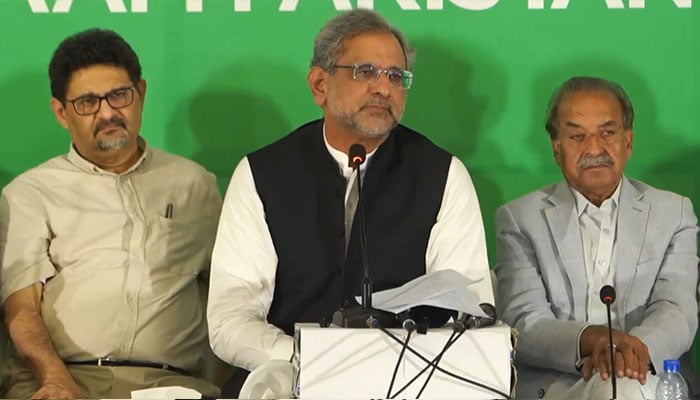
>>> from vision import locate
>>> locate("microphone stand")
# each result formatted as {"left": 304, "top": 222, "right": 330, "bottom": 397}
{"left": 605, "top": 301, "right": 616, "bottom": 400}
{"left": 331, "top": 144, "right": 396, "bottom": 329}
{"left": 600, "top": 285, "right": 617, "bottom": 400}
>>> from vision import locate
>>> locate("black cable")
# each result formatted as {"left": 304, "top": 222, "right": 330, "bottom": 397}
{"left": 416, "top": 330, "right": 461, "bottom": 398}
{"left": 392, "top": 330, "right": 459, "bottom": 399}
{"left": 386, "top": 328, "right": 413, "bottom": 398}
{"left": 378, "top": 327, "right": 512, "bottom": 399}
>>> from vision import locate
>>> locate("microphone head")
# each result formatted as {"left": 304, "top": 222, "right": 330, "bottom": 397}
{"left": 348, "top": 144, "right": 367, "bottom": 169}
{"left": 408, "top": 306, "right": 457, "bottom": 328}
{"left": 599, "top": 285, "right": 616, "bottom": 305}
{"left": 479, "top": 303, "right": 497, "bottom": 320}
{"left": 402, "top": 318, "right": 417, "bottom": 333}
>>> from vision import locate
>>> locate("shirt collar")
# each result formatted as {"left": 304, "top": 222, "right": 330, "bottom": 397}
{"left": 66, "top": 136, "right": 150, "bottom": 176}
{"left": 571, "top": 180, "right": 622, "bottom": 217}
{"left": 322, "top": 123, "right": 376, "bottom": 179}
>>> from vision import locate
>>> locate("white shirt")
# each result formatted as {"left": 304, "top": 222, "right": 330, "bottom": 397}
{"left": 572, "top": 183, "right": 621, "bottom": 328}
{"left": 207, "top": 133, "right": 493, "bottom": 371}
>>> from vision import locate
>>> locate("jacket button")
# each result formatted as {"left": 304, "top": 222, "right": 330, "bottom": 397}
{"left": 537, "top": 388, "right": 545, "bottom": 398}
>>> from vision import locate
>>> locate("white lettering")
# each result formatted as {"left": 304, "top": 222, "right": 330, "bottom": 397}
{"left": 186, "top": 0, "right": 202, "bottom": 12}
{"left": 131, "top": 0, "right": 147, "bottom": 12}
{"left": 52, "top": 0, "right": 74, "bottom": 12}
{"left": 528, "top": 0, "right": 632, "bottom": 9}
{"left": 46, "top": 0, "right": 128, "bottom": 13}
{"left": 279, "top": 0, "right": 352, "bottom": 12}
{"left": 26, "top": 0, "right": 694, "bottom": 13}
{"left": 235, "top": 0, "right": 250, "bottom": 11}
{"left": 628, "top": 0, "right": 692, "bottom": 7}
{"left": 426, "top": 0, "right": 499, "bottom": 10}
{"left": 27, "top": 0, "right": 49, "bottom": 12}
{"left": 357, "top": 0, "right": 420, "bottom": 9}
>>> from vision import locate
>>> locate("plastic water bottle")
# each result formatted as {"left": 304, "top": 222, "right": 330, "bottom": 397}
{"left": 655, "top": 359, "right": 689, "bottom": 400}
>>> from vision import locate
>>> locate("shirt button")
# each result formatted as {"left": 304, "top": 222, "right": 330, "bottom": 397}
{"left": 133, "top": 254, "right": 140, "bottom": 260}
{"left": 598, "top": 259, "right": 608, "bottom": 267}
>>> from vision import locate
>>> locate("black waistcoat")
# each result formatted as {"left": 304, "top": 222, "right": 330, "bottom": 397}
{"left": 248, "top": 119, "right": 451, "bottom": 334}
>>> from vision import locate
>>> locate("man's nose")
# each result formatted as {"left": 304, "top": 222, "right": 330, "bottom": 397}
{"left": 583, "top": 134, "right": 605, "bottom": 155}
{"left": 369, "top": 71, "right": 392, "bottom": 97}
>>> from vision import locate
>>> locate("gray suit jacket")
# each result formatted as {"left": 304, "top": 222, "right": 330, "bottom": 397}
{"left": 495, "top": 177, "right": 698, "bottom": 398}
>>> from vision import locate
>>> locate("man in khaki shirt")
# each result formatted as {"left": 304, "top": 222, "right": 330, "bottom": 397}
{"left": 0, "top": 29, "right": 222, "bottom": 398}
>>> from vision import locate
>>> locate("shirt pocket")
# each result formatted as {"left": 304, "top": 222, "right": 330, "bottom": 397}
{"left": 151, "top": 215, "right": 207, "bottom": 276}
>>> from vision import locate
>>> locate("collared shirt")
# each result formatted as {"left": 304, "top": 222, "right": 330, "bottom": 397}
{"left": 208, "top": 128, "right": 494, "bottom": 371}
{"left": 570, "top": 182, "right": 622, "bottom": 369}
{"left": 572, "top": 183, "right": 621, "bottom": 328}
{"left": 322, "top": 129, "right": 376, "bottom": 204}
{"left": 0, "top": 139, "right": 222, "bottom": 371}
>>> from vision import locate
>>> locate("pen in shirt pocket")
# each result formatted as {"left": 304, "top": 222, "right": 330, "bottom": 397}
{"left": 165, "top": 203, "right": 174, "bottom": 219}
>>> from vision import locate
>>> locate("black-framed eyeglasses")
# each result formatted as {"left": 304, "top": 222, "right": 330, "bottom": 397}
{"left": 65, "top": 86, "right": 137, "bottom": 116}
{"left": 333, "top": 63, "right": 414, "bottom": 90}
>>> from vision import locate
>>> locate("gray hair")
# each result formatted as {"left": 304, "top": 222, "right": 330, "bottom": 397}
{"left": 545, "top": 76, "right": 635, "bottom": 139}
{"left": 311, "top": 9, "right": 416, "bottom": 72}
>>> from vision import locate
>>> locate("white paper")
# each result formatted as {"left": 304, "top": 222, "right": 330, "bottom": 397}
{"left": 131, "top": 386, "right": 201, "bottom": 399}
{"left": 357, "top": 269, "right": 488, "bottom": 317}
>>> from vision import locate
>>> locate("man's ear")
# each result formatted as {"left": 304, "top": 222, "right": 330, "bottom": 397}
{"left": 308, "top": 66, "right": 329, "bottom": 107}
{"left": 136, "top": 79, "right": 147, "bottom": 108}
{"left": 551, "top": 138, "right": 563, "bottom": 166}
{"left": 50, "top": 97, "right": 70, "bottom": 129}
{"left": 624, "top": 129, "right": 634, "bottom": 151}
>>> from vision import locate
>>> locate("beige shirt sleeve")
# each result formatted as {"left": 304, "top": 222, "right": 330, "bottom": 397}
{"left": 0, "top": 177, "right": 56, "bottom": 303}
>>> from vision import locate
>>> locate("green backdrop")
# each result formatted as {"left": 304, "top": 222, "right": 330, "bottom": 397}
{"left": 1, "top": 0, "right": 699, "bottom": 371}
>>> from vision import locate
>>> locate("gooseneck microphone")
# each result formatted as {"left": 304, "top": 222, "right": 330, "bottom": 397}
{"left": 331, "top": 144, "right": 395, "bottom": 329}
{"left": 599, "top": 284, "right": 617, "bottom": 400}
{"left": 348, "top": 143, "right": 372, "bottom": 310}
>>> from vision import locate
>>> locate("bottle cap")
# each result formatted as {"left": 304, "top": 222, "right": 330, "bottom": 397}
{"left": 663, "top": 359, "right": 681, "bottom": 372}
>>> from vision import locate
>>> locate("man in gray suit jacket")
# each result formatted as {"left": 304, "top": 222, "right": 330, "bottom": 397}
{"left": 496, "top": 76, "right": 698, "bottom": 399}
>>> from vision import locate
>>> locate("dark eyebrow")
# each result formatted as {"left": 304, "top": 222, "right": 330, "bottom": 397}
{"left": 599, "top": 120, "right": 617, "bottom": 128}
{"left": 564, "top": 121, "right": 582, "bottom": 129}
{"left": 72, "top": 85, "right": 132, "bottom": 100}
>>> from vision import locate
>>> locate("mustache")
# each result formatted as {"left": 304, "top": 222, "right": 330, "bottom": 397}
{"left": 94, "top": 117, "right": 126, "bottom": 136}
{"left": 578, "top": 153, "right": 614, "bottom": 169}
{"left": 361, "top": 100, "right": 396, "bottom": 117}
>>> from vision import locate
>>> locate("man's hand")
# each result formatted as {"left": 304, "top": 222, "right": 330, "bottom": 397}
{"left": 580, "top": 326, "right": 650, "bottom": 384}
{"left": 32, "top": 378, "right": 84, "bottom": 399}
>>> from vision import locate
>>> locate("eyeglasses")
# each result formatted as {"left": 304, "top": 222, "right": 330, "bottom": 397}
{"left": 333, "top": 63, "right": 414, "bottom": 90}
{"left": 65, "top": 86, "right": 137, "bottom": 116}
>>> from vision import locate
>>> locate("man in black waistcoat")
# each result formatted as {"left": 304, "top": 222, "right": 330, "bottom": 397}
{"left": 207, "top": 8, "right": 494, "bottom": 398}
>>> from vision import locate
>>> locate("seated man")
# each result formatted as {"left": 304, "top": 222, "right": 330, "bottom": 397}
{"left": 0, "top": 29, "right": 222, "bottom": 399}
{"left": 207, "top": 8, "right": 494, "bottom": 398}
{"left": 496, "top": 76, "right": 698, "bottom": 399}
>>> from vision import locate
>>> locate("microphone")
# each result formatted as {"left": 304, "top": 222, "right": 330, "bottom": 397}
{"left": 348, "top": 143, "right": 366, "bottom": 168}
{"left": 599, "top": 285, "right": 617, "bottom": 400}
{"left": 453, "top": 303, "right": 497, "bottom": 332}
{"left": 348, "top": 144, "right": 372, "bottom": 311}
{"left": 408, "top": 305, "right": 456, "bottom": 329}
{"left": 397, "top": 311, "right": 417, "bottom": 333}
{"left": 331, "top": 144, "right": 396, "bottom": 329}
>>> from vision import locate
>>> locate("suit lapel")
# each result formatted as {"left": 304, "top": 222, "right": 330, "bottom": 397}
{"left": 544, "top": 182, "right": 588, "bottom": 319}
{"left": 613, "top": 177, "right": 648, "bottom": 330}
